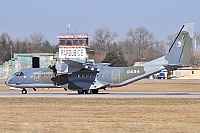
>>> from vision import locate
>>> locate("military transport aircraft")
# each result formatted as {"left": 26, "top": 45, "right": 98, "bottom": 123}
{"left": 5, "top": 23, "right": 194, "bottom": 94}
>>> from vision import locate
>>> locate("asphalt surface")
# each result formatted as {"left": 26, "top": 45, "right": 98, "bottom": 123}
{"left": 1, "top": 80, "right": 200, "bottom": 98}
{"left": 0, "top": 84, "right": 6, "bottom": 87}
{"left": 0, "top": 92, "right": 200, "bottom": 98}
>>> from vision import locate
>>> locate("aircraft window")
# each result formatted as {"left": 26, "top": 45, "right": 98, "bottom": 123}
{"left": 81, "top": 75, "right": 84, "bottom": 78}
{"left": 85, "top": 75, "right": 87, "bottom": 78}
{"left": 77, "top": 75, "right": 80, "bottom": 78}
{"left": 14, "top": 72, "right": 24, "bottom": 76}
{"left": 89, "top": 75, "right": 92, "bottom": 78}
{"left": 14, "top": 72, "right": 19, "bottom": 76}
{"left": 42, "top": 75, "right": 44, "bottom": 78}
{"left": 46, "top": 75, "right": 49, "bottom": 78}
{"left": 20, "top": 72, "right": 24, "bottom": 76}
{"left": 73, "top": 75, "right": 76, "bottom": 78}
{"left": 105, "top": 74, "right": 107, "bottom": 77}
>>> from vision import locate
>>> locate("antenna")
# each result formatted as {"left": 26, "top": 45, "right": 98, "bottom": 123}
{"left": 75, "top": 27, "right": 77, "bottom": 34}
{"left": 67, "top": 23, "right": 70, "bottom": 34}
{"left": 194, "top": 37, "right": 197, "bottom": 52}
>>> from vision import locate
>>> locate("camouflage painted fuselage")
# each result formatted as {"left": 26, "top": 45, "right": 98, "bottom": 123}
{"left": 6, "top": 65, "right": 148, "bottom": 91}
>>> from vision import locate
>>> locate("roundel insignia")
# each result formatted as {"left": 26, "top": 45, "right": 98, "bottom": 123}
{"left": 176, "top": 41, "right": 182, "bottom": 47}
{"left": 34, "top": 74, "right": 39, "bottom": 81}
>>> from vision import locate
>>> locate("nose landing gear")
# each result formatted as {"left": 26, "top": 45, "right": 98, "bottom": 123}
{"left": 21, "top": 88, "right": 27, "bottom": 94}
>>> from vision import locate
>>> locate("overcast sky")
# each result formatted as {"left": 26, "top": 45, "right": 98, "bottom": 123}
{"left": 0, "top": 0, "right": 199, "bottom": 44}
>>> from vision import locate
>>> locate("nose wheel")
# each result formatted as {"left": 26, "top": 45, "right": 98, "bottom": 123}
{"left": 21, "top": 88, "right": 27, "bottom": 94}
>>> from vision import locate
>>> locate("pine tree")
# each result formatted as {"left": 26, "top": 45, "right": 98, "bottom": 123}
{"left": 101, "top": 51, "right": 128, "bottom": 67}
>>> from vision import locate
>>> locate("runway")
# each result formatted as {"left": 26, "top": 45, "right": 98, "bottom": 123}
{"left": 0, "top": 92, "right": 200, "bottom": 98}
{"left": 0, "top": 84, "right": 6, "bottom": 87}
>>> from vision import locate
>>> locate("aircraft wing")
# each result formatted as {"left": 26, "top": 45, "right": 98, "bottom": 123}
{"left": 58, "top": 59, "right": 99, "bottom": 73}
{"left": 62, "top": 59, "right": 84, "bottom": 67}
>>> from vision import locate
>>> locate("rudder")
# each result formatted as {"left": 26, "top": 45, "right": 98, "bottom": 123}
{"left": 165, "top": 23, "right": 194, "bottom": 66}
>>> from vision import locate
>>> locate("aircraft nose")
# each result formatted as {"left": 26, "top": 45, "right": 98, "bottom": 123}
{"left": 5, "top": 79, "right": 9, "bottom": 85}
{"left": 5, "top": 77, "right": 12, "bottom": 86}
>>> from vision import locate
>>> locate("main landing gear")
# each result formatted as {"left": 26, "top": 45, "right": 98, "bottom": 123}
{"left": 77, "top": 90, "right": 89, "bottom": 94}
{"left": 21, "top": 88, "right": 27, "bottom": 94}
{"left": 90, "top": 89, "right": 99, "bottom": 94}
{"left": 77, "top": 89, "right": 99, "bottom": 94}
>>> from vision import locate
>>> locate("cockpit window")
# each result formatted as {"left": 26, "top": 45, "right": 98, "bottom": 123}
{"left": 14, "top": 72, "right": 24, "bottom": 76}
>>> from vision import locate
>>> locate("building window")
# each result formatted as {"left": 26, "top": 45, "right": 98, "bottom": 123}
{"left": 66, "top": 39, "right": 72, "bottom": 45}
{"left": 184, "top": 71, "right": 189, "bottom": 76}
{"left": 73, "top": 40, "right": 79, "bottom": 45}
{"left": 176, "top": 71, "right": 181, "bottom": 77}
{"left": 59, "top": 39, "right": 65, "bottom": 45}
{"left": 192, "top": 71, "right": 194, "bottom": 74}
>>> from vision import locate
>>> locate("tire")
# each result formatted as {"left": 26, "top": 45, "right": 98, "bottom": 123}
{"left": 91, "top": 89, "right": 99, "bottom": 94}
{"left": 84, "top": 90, "right": 89, "bottom": 94}
{"left": 21, "top": 89, "right": 27, "bottom": 94}
{"left": 77, "top": 90, "right": 84, "bottom": 94}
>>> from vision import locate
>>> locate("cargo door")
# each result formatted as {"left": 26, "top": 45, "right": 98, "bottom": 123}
{"left": 112, "top": 69, "right": 120, "bottom": 84}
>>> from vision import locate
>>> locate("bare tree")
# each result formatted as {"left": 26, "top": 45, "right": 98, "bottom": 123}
{"left": 127, "top": 26, "right": 157, "bottom": 61}
{"left": 0, "top": 33, "right": 12, "bottom": 63}
{"left": 195, "top": 32, "right": 200, "bottom": 44}
{"left": 91, "top": 27, "right": 118, "bottom": 62}
{"left": 194, "top": 32, "right": 200, "bottom": 52}
{"left": 92, "top": 27, "right": 118, "bottom": 52}
{"left": 29, "top": 33, "right": 46, "bottom": 53}
{"left": 166, "top": 33, "right": 177, "bottom": 51}
{"left": 190, "top": 32, "right": 200, "bottom": 66}
{"left": 147, "top": 41, "right": 166, "bottom": 60}
{"left": 118, "top": 39, "right": 138, "bottom": 65}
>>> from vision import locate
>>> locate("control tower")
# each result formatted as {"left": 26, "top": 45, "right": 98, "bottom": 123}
{"left": 57, "top": 27, "right": 90, "bottom": 63}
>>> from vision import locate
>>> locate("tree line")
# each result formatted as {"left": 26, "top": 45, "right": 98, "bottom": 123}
{"left": 0, "top": 33, "right": 58, "bottom": 64}
{"left": 1, "top": 26, "right": 200, "bottom": 66}
{"left": 91, "top": 27, "right": 200, "bottom": 66}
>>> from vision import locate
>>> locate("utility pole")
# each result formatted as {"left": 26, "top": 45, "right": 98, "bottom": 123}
{"left": 10, "top": 41, "right": 13, "bottom": 60}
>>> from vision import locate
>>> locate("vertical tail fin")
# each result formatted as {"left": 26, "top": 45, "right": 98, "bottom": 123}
{"left": 165, "top": 23, "right": 194, "bottom": 66}
{"left": 143, "top": 23, "right": 194, "bottom": 67}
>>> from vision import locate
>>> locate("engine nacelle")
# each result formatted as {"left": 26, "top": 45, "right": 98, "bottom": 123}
{"left": 56, "top": 63, "right": 82, "bottom": 74}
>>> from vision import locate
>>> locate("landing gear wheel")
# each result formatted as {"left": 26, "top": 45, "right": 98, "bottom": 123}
{"left": 21, "top": 89, "right": 27, "bottom": 94}
{"left": 91, "top": 89, "right": 99, "bottom": 94}
{"left": 84, "top": 90, "right": 89, "bottom": 94}
{"left": 77, "top": 90, "right": 84, "bottom": 94}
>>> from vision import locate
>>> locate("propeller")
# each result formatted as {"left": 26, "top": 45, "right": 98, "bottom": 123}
{"left": 48, "top": 61, "right": 58, "bottom": 86}
{"left": 48, "top": 61, "right": 57, "bottom": 76}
